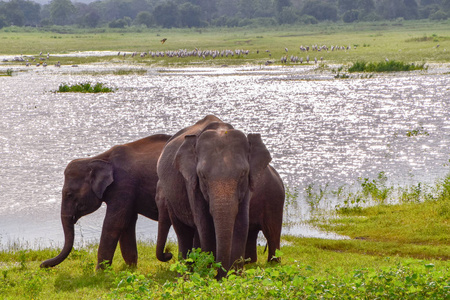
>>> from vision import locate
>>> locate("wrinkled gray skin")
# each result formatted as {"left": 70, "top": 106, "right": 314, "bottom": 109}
{"left": 246, "top": 164, "right": 284, "bottom": 263}
{"left": 156, "top": 160, "right": 285, "bottom": 265}
{"left": 40, "top": 134, "right": 171, "bottom": 270}
{"left": 155, "top": 115, "right": 272, "bottom": 277}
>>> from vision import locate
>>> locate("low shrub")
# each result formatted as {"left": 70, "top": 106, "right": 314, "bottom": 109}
{"left": 348, "top": 60, "right": 425, "bottom": 72}
{"left": 57, "top": 82, "right": 114, "bottom": 93}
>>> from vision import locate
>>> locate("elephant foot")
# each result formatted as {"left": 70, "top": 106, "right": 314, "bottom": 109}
{"left": 157, "top": 252, "right": 173, "bottom": 262}
{"left": 268, "top": 256, "right": 281, "bottom": 263}
{"left": 96, "top": 260, "right": 112, "bottom": 271}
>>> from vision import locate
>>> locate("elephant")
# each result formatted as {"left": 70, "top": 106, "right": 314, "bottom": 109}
{"left": 246, "top": 164, "right": 285, "bottom": 263}
{"left": 156, "top": 162, "right": 285, "bottom": 265}
{"left": 40, "top": 134, "right": 171, "bottom": 270}
{"left": 155, "top": 115, "right": 273, "bottom": 277}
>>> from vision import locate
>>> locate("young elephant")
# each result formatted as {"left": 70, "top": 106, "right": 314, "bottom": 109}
{"left": 155, "top": 115, "right": 276, "bottom": 277}
{"left": 40, "top": 134, "right": 171, "bottom": 269}
{"left": 246, "top": 165, "right": 285, "bottom": 263}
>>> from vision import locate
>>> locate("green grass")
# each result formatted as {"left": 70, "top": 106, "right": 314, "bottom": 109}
{"left": 0, "top": 20, "right": 449, "bottom": 67}
{"left": 1, "top": 238, "right": 448, "bottom": 299}
{"left": 348, "top": 60, "right": 426, "bottom": 72}
{"left": 57, "top": 82, "right": 114, "bottom": 93}
{"left": 1, "top": 173, "right": 449, "bottom": 298}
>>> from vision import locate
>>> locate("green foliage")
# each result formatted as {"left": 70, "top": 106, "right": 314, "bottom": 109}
{"left": 348, "top": 60, "right": 426, "bottom": 72}
{"left": 106, "top": 260, "right": 450, "bottom": 299}
{"left": 109, "top": 19, "right": 128, "bottom": 29}
{"left": 170, "top": 248, "right": 224, "bottom": 279}
{"left": 360, "top": 171, "right": 392, "bottom": 204}
{"left": 406, "top": 126, "right": 429, "bottom": 137}
{"left": 57, "top": 82, "right": 114, "bottom": 93}
{"left": 305, "top": 183, "right": 328, "bottom": 210}
{"left": 0, "top": 69, "right": 13, "bottom": 76}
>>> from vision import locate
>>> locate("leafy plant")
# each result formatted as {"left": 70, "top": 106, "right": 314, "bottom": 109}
{"left": 348, "top": 60, "right": 425, "bottom": 72}
{"left": 359, "top": 171, "right": 392, "bottom": 204}
{"left": 334, "top": 72, "right": 350, "bottom": 79}
{"left": 57, "top": 82, "right": 115, "bottom": 93}
{"left": 406, "top": 126, "right": 429, "bottom": 137}
{"left": 305, "top": 183, "right": 328, "bottom": 210}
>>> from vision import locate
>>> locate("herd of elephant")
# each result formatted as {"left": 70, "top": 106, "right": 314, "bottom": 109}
{"left": 40, "top": 115, "right": 285, "bottom": 278}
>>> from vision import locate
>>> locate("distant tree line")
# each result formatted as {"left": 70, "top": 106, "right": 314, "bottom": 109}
{"left": 0, "top": 0, "right": 449, "bottom": 29}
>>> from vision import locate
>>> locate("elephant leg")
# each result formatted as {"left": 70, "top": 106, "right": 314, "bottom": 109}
{"left": 171, "top": 217, "right": 195, "bottom": 259}
{"left": 263, "top": 224, "right": 281, "bottom": 263}
{"left": 156, "top": 198, "right": 173, "bottom": 262}
{"left": 230, "top": 200, "right": 250, "bottom": 269}
{"left": 119, "top": 213, "right": 138, "bottom": 266}
{"left": 193, "top": 231, "right": 201, "bottom": 249}
{"left": 190, "top": 198, "right": 215, "bottom": 254}
{"left": 245, "top": 229, "right": 259, "bottom": 263}
{"left": 97, "top": 206, "right": 131, "bottom": 269}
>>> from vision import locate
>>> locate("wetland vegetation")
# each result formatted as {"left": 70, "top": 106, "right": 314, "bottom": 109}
{"left": 1, "top": 20, "right": 449, "bottom": 299}
{"left": 57, "top": 82, "right": 115, "bottom": 93}
{"left": 1, "top": 21, "right": 449, "bottom": 68}
{"left": 1, "top": 172, "right": 449, "bottom": 299}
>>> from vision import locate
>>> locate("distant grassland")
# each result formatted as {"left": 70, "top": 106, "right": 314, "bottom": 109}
{"left": 0, "top": 20, "right": 449, "bottom": 67}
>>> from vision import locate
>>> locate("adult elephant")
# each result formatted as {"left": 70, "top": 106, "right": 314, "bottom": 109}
{"left": 156, "top": 163, "right": 285, "bottom": 265}
{"left": 155, "top": 115, "right": 272, "bottom": 276}
{"left": 40, "top": 134, "right": 171, "bottom": 270}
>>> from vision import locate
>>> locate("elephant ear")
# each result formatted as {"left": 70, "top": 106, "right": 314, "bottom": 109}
{"left": 175, "top": 135, "right": 198, "bottom": 190}
{"left": 248, "top": 134, "right": 271, "bottom": 191}
{"left": 88, "top": 160, "right": 114, "bottom": 199}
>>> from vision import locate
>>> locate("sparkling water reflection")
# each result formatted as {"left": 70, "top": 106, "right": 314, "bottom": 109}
{"left": 0, "top": 65, "right": 449, "bottom": 249}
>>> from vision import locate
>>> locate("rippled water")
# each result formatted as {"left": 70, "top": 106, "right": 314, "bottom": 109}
{"left": 0, "top": 63, "right": 449, "bottom": 249}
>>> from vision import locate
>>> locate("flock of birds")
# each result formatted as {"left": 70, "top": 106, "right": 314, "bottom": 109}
{"left": 3, "top": 52, "right": 61, "bottom": 67}
{"left": 2, "top": 43, "right": 355, "bottom": 67}
{"left": 117, "top": 42, "right": 354, "bottom": 65}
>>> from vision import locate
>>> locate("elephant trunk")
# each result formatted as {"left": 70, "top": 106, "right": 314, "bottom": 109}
{"left": 40, "top": 214, "right": 75, "bottom": 268}
{"left": 210, "top": 190, "right": 239, "bottom": 273}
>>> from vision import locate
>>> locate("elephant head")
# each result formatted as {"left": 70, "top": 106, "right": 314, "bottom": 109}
{"left": 40, "top": 159, "right": 113, "bottom": 268}
{"left": 175, "top": 123, "right": 271, "bottom": 271}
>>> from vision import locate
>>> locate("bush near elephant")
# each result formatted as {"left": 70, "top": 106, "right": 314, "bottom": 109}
{"left": 155, "top": 115, "right": 284, "bottom": 278}
{"left": 40, "top": 134, "right": 171, "bottom": 270}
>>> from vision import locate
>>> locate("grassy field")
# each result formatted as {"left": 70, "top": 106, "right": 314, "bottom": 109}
{"left": 1, "top": 20, "right": 449, "bottom": 67}
{"left": 1, "top": 174, "right": 449, "bottom": 299}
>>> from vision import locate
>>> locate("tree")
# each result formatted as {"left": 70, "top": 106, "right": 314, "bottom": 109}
{"left": 277, "top": 6, "right": 298, "bottom": 24}
{"left": 84, "top": 11, "right": 100, "bottom": 27}
{"left": 359, "top": 0, "right": 375, "bottom": 13}
{"left": 238, "top": 0, "right": 258, "bottom": 18}
{"left": 3, "top": 0, "right": 25, "bottom": 26}
{"left": 49, "top": 0, "right": 76, "bottom": 25}
{"left": 153, "top": 1, "right": 179, "bottom": 28}
{"left": 376, "top": 0, "right": 405, "bottom": 19}
{"left": 179, "top": 2, "right": 203, "bottom": 27}
{"left": 0, "top": 15, "right": 6, "bottom": 29}
{"left": 342, "top": 9, "right": 359, "bottom": 22}
{"left": 338, "top": 0, "right": 357, "bottom": 12}
{"left": 301, "top": 0, "right": 338, "bottom": 21}
{"left": 109, "top": 18, "right": 127, "bottom": 28}
{"left": 403, "top": 0, "right": 419, "bottom": 19}
{"left": 18, "top": 0, "right": 41, "bottom": 26}
{"left": 135, "top": 11, "right": 153, "bottom": 27}
{"left": 275, "top": 0, "right": 291, "bottom": 13}
{"left": 216, "top": 0, "right": 239, "bottom": 17}
{"left": 442, "top": 0, "right": 450, "bottom": 12}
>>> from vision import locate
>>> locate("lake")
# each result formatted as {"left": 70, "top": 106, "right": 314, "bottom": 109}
{"left": 0, "top": 62, "right": 449, "bottom": 250}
